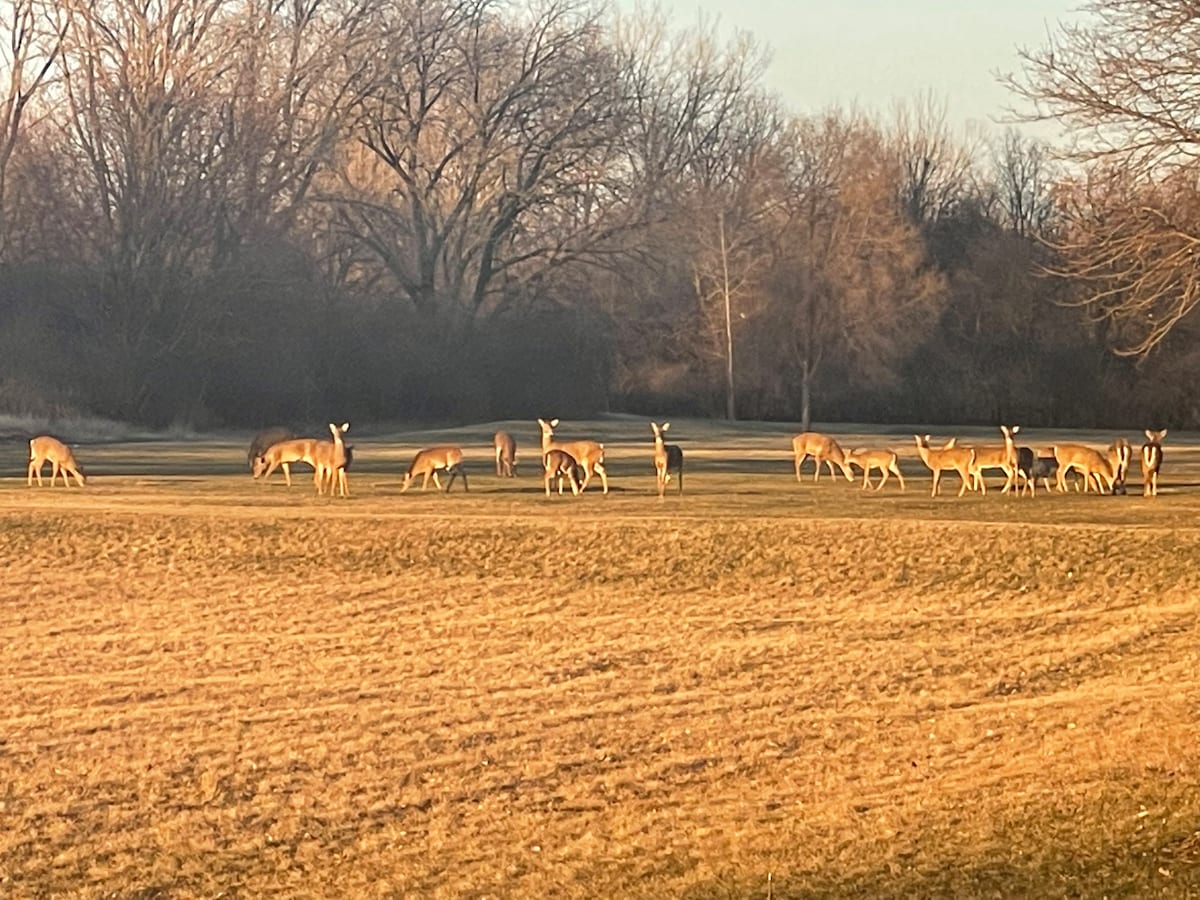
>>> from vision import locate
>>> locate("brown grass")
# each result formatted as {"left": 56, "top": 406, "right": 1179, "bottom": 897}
{"left": 3, "top": 422, "right": 1200, "bottom": 898}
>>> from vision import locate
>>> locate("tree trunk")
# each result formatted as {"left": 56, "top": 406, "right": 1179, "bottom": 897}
{"left": 800, "top": 359, "right": 812, "bottom": 433}
{"left": 720, "top": 209, "right": 736, "bottom": 421}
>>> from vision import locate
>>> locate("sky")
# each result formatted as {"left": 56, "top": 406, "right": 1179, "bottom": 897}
{"left": 615, "top": 0, "right": 1087, "bottom": 137}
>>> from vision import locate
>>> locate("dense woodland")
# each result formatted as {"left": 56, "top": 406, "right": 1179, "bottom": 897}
{"left": 0, "top": 0, "right": 1197, "bottom": 429}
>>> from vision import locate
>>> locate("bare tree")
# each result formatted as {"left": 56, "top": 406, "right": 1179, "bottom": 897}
{"left": 49, "top": 0, "right": 366, "bottom": 416}
{"left": 1050, "top": 164, "right": 1200, "bottom": 355}
{"left": 0, "top": 0, "right": 65, "bottom": 260}
{"left": 989, "top": 129, "right": 1058, "bottom": 239}
{"left": 687, "top": 106, "right": 788, "bottom": 420}
{"left": 757, "top": 113, "right": 943, "bottom": 430}
{"left": 327, "top": 0, "right": 624, "bottom": 328}
{"left": 1005, "top": 0, "right": 1200, "bottom": 353}
{"left": 891, "top": 93, "right": 979, "bottom": 226}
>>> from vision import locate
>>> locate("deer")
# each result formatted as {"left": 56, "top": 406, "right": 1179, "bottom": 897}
{"left": 791, "top": 432, "right": 854, "bottom": 483}
{"left": 493, "top": 431, "right": 517, "bottom": 477}
{"left": 1108, "top": 438, "right": 1133, "bottom": 495}
{"left": 913, "top": 435, "right": 975, "bottom": 498}
{"left": 312, "top": 422, "right": 351, "bottom": 497}
{"left": 28, "top": 435, "right": 86, "bottom": 487}
{"left": 543, "top": 448, "right": 581, "bottom": 497}
{"left": 401, "top": 446, "right": 468, "bottom": 492}
{"left": 248, "top": 427, "right": 295, "bottom": 474}
{"left": 844, "top": 447, "right": 906, "bottom": 491}
{"left": 537, "top": 418, "right": 608, "bottom": 494}
{"left": 1016, "top": 446, "right": 1058, "bottom": 497}
{"left": 254, "top": 435, "right": 324, "bottom": 486}
{"left": 965, "top": 425, "right": 1021, "bottom": 494}
{"left": 650, "top": 421, "right": 684, "bottom": 497}
{"left": 1141, "top": 429, "right": 1167, "bottom": 497}
{"left": 1052, "top": 444, "right": 1117, "bottom": 494}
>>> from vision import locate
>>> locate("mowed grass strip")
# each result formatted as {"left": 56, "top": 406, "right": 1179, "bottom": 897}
{"left": 3, "top": 459, "right": 1200, "bottom": 897}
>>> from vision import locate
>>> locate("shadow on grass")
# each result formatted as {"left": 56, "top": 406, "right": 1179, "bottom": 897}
{"left": 680, "top": 848, "right": 1200, "bottom": 899}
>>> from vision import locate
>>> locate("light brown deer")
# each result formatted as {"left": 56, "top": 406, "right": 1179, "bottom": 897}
{"left": 28, "top": 436, "right": 86, "bottom": 487}
{"left": 537, "top": 418, "right": 608, "bottom": 494}
{"left": 1141, "top": 429, "right": 1166, "bottom": 497}
{"left": 312, "top": 422, "right": 351, "bottom": 496}
{"left": 543, "top": 448, "right": 581, "bottom": 497}
{"left": 401, "top": 446, "right": 468, "bottom": 492}
{"left": 792, "top": 432, "right": 853, "bottom": 483}
{"left": 966, "top": 425, "right": 1021, "bottom": 494}
{"left": 254, "top": 436, "right": 323, "bottom": 486}
{"left": 913, "top": 435, "right": 975, "bottom": 498}
{"left": 845, "top": 447, "right": 906, "bottom": 491}
{"left": 651, "top": 421, "right": 684, "bottom": 497}
{"left": 248, "top": 427, "right": 294, "bottom": 474}
{"left": 493, "top": 431, "right": 517, "bottom": 477}
{"left": 1052, "top": 444, "right": 1116, "bottom": 494}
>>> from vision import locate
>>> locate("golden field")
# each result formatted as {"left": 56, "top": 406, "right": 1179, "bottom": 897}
{"left": 2, "top": 420, "right": 1200, "bottom": 898}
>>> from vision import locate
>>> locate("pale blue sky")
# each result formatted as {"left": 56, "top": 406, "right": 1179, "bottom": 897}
{"left": 617, "top": 1, "right": 1086, "bottom": 135}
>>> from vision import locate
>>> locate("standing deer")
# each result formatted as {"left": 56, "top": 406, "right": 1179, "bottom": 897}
{"left": 1052, "top": 444, "right": 1117, "bottom": 494}
{"left": 913, "top": 435, "right": 975, "bottom": 498}
{"left": 254, "top": 435, "right": 323, "bottom": 486}
{"left": 312, "top": 423, "right": 351, "bottom": 496}
{"left": 1016, "top": 446, "right": 1058, "bottom": 497}
{"left": 844, "top": 447, "right": 906, "bottom": 491}
{"left": 966, "top": 425, "right": 1021, "bottom": 494}
{"left": 650, "top": 422, "right": 684, "bottom": 497}
{"left": 1141, "top": 429, "right": 1166, "bottom": 496}
{"left": 248, "top": 427, "right": 295, "bottom": 474}
{"left": 493, "top": 431, "right": 517, "bottom": 477}
{"left": 537, "top": 418, "right": 608, "bottom": 494}
{"left": 1108, "top": 438, "right": 1133, "bottom": 495}
{"left": 401, "top": 446, "right": 468, "bottom": 492}
{"left": 28, "top": 436, "right": 86, "bottom": 487}
{"left": 792, "top": 432, "right": 854, "bottom": 483}
{"left": 543, "top": 448, "right": 581, "bottom": 497}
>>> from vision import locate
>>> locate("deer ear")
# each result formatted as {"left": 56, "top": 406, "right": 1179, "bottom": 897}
{"left": 551, "top": 418, "right": 560, "bottom": 427}
{"left": 662, "top": 423, "right": 670, "bottom": 432}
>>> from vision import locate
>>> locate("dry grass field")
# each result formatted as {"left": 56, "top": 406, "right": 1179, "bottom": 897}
{"left": 3, "top": 418, "right": 1200, "bottom": 898}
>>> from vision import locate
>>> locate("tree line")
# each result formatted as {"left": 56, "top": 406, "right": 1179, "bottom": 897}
{"left": 0, "top": 0, "right": 1195, "bottom": 430}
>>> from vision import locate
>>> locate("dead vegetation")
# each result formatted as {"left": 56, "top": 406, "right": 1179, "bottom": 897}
{"left": 2, "top": 425, "right": 1200, "bottom": 897}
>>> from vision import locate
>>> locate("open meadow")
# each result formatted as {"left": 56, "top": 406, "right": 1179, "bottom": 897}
{"left": 3, "top": 418, "right": 1200, "bottom": 898}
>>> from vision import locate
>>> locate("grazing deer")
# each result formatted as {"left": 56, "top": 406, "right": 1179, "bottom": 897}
{"left": 543, "top": 448, "right": 581, "bottom": 497}
{"left": 913, "top": 435, "right": 975, "bottom": 498}
{"left": 27, "top": 436, "right": 86, "bottom": 487}
{"left": 248, "top": 427, "right": 295, "bottom": 473}
{"left": 1141, "top": 429, "right": 1166, "bottom": 497}
{"left": 1052, "top": 444, "right": 1117, "bottom": 494}
{"left": 493, "top": 431, "right": 517, "bottom": 477}
{"left": 537, "top": 418, "right": 608, "bottom": 494}
{"left": 1108, "top": 438, "right": 1132, "bottom": 495}
{"left": 401, "top": 446, "right": 468, "bottom": 492}
{"left": 966, "top": 425, "right": 1021, "bottom": 494}
{"left": 650, "top": 421, "right": 684, "bottom": 497}
{"left": 844, "top": 447, "right": 906, "bottom": 491}
{"left": 312, "top": 422, "right": 351, "bottom": 496}
{"left": 254, "top": 436, "right": 323, "bottom": 486}
{"left": 792, "top": 432, "right": 854, "bottom": 483}
{"left": 1016, "top": 446, "right": 1058, "bottom": 497}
